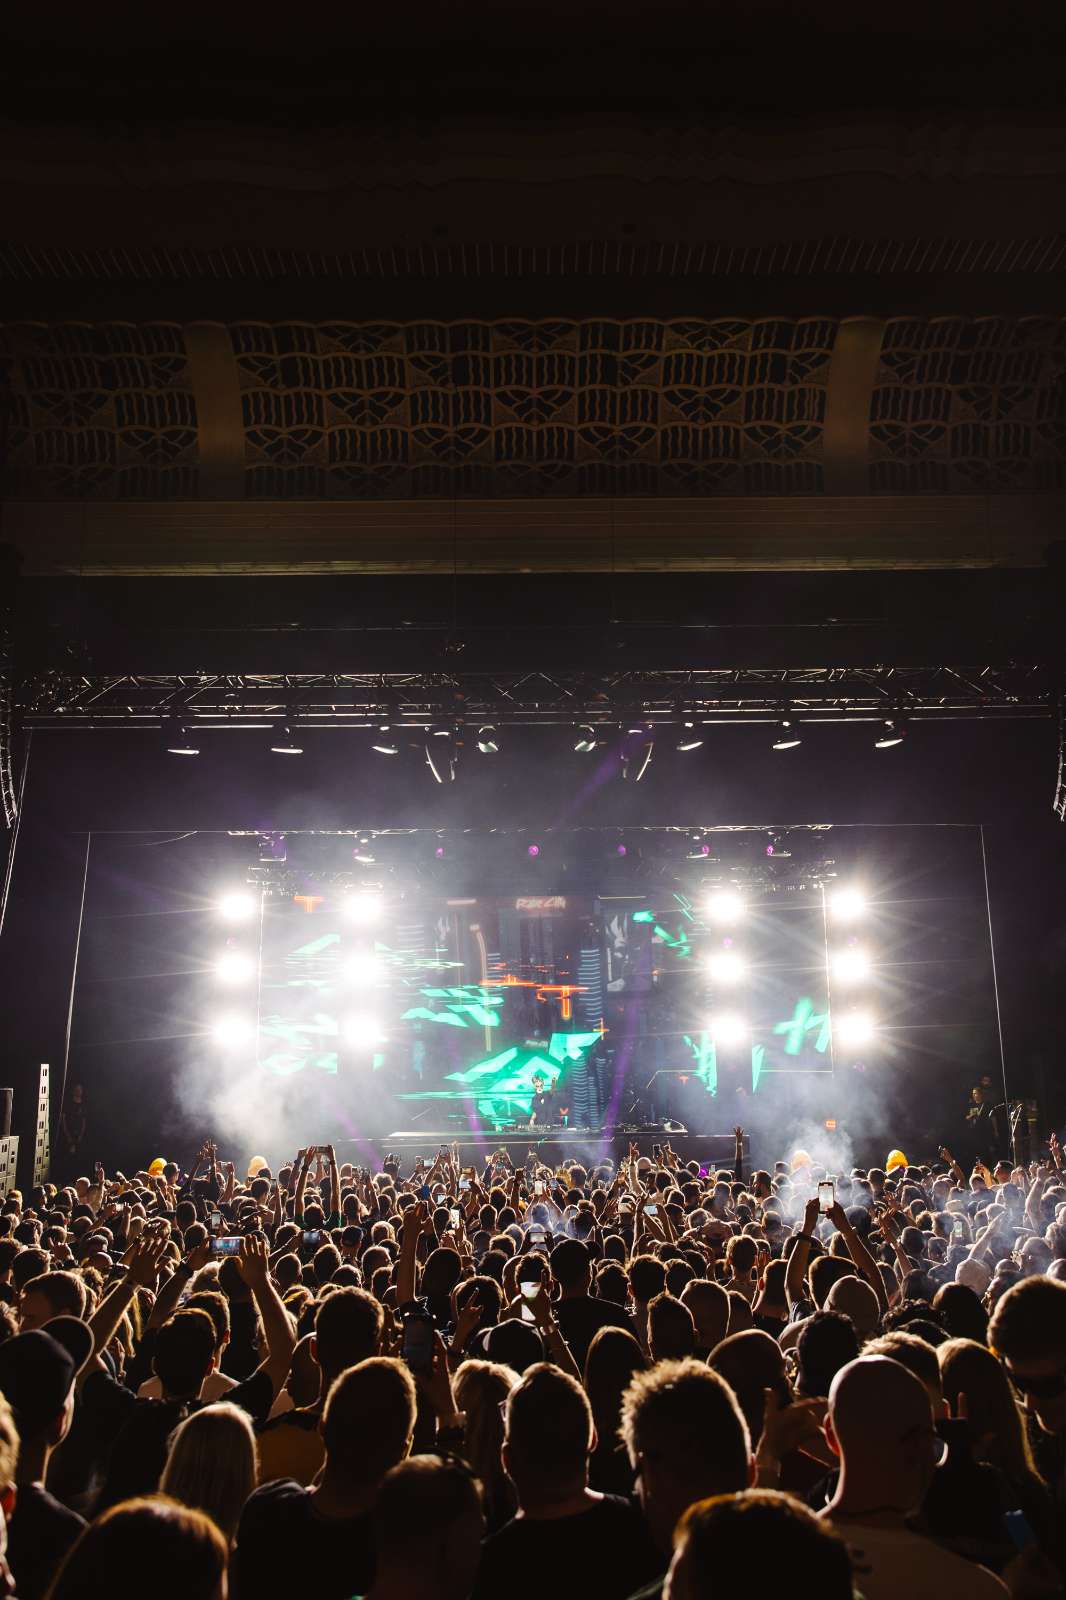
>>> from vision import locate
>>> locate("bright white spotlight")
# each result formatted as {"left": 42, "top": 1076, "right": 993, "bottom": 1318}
{"left": 830, "top": 886, "right": 866, "bottom": 922}
{"left": 705, "top": 890, "right": 744, "bottom": 924}
{"left": 874, "top": 720, "right": 905, "bottom": 749}
{"left": 706, "top": 951, "right": 746, "bottom": 985}
{"left": 217, "top": 891, "right": 257, "bottom": 923}
{"left": 343, "top": 1013, "right": 386, "bottom": 1049}
{"left": 210, "top": 1015, "right": 254, "bottom": 1048}
{"left": 709, "top": 1013, "right": 748, "bottom": 1046}
{"left": 835, "top": 1011, "right": 875, "bottom": 1046}
{"left": 832, "top": 948, "right": 870, "bottom": 984}
{"left": 772, "top": 718, "right": 802, "bottom": 750}
{"left": 214, "top": 952, "right": 255, "bottom": 983}
{"left": 342, "top": 952, "right": 384, "bottom": 986}
{"left": 343, "top": 893, "right": 384, "bottom": 925}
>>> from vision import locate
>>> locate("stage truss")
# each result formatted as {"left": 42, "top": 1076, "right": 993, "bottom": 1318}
{"left": 16, "top": 663, "right": 1053, "bottom": 730}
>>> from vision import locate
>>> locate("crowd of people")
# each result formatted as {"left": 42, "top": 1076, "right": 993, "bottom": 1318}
{"left": 0, "top": 1128, "right": 1061, "bottom": 1598}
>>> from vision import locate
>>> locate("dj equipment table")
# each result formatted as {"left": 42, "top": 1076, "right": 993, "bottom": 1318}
{"left": 349, "top": 1130, "right": 748, "bottom": 1169}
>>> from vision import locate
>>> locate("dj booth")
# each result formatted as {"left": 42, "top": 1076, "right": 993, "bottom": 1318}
{"left": 352, "top": 1130, "right": 748, "bottom": 1170}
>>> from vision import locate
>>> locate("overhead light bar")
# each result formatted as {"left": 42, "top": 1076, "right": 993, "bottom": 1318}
{"left": 874, "top": 720, "right": 906, "bottom": 749}
{"left": 270, "top": 723, "right": 303, "bottom": 755}
{"left": 163, "top": 721, "right": 199, "bottom": 756}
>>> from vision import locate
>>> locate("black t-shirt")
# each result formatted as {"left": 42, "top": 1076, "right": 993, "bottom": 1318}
{"left": 473, "top": 1493, "right": 661, "bottom": 1600}
{"left": 7, "top": 1484, "right": 86, "bottom": 1600}
{"left": 233, "top": 1479, "right": 376, "bottom": 1600}
{"left": 554, "top": 1296, "right": 636, "bottom": 1371}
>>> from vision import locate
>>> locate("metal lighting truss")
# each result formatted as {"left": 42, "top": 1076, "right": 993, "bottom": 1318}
{"left": 17, "top": 663, "right": 1053, "bottom": 730}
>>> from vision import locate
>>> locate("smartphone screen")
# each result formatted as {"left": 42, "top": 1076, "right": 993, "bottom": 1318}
{"left": 459, "top": 1179, "right": 470, "bottom": 1191}
{"left": 402, "top": 1312, "right": 434, "bottom": 1374}
{"left": 534, "top": 1181, "right": 545, "bottom": 1196}
{"left": 817, "top": 1181, "right": 835, "bottom": 1213}
{"left": 527, "top": 1228, "right": 546, "bottom": 1245}
{"left": 952, "top": 1217, "right": 966, "bottom": 1238}
{"left": 519, "top": 1280, "right": 540, "bottom": 1300}
{"left": 450, "top": 1207, "right": 461, "bottom": 1225}
{"left": 207, "top": 1210, "right": 222, "bottom": 1233}
{"left": 303, "top": 1229, "right": 324, "bottom": 1249}
{"left": 211, "top": 1236, "right": 243, "bottom": 1256}
{"left": 645, "top": 1203, "right": 658, "bottom": 1216}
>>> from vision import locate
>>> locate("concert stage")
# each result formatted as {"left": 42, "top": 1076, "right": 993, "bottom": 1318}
{"left": 357, "top": 1130, "right": 749, "bottom": 1170}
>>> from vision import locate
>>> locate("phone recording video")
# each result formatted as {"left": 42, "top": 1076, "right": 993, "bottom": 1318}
{"left": 401, "top": 1308, "right": 435, "bottom": 1374}
{"left": 817, "top": 1181, "right": 835, "bottom": 1213}
{"left": 210, "top": 1237, "right": 243, "bottom": 1257}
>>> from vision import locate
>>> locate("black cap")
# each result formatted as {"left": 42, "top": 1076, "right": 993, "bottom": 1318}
{"left": 0, "top": 1318, "right": 94, "bottom": 1437}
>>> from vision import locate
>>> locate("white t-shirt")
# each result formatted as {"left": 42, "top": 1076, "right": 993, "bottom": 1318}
{"left": 137, "top": 1369, "right": 237, "bottom": 1402}
{"left": 824, "top": 1517, "right": 1009, "bottom": 1600}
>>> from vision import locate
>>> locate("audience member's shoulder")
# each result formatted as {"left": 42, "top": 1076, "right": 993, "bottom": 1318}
{"left": 240, "top": 1476, "right": 311, "bottom": 1523}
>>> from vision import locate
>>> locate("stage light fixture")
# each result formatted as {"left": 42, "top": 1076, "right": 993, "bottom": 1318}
{"left": 706, "top": 951, "right": 746, "bottom": 984}
{"left": 371, "top": 735, "right": 400, "bottom": 755}
{"left": 343, "top": 892, "right": 384, "bottom": 925}
{"left": 214, "top": 952, "right": 255, "bottom": 983}
{"left": 831, "top": 948, "right": 870, "bottom": 984}
{"left": 210, "top": 1015, "right": 254, "bottom": 1048}
{"left": 527, "top": 843, "right": 541, "bottom": 858}
{"left": 476, "top": 726, "right": 500, "bottom": 754}
{"left": 772, "top": 718, "right": 802, "bottom": 751}
{"left": 621, "top": 732, "right": 655, "bottom": 782}
{"left": 710, "top": 1013, "right": 748, "bottom": 1046}
{"left": 270, "top": 723, "right": 303, "bottom": 755}
{"left": 874, "top": 720, "right": 906, "bottom": 749}
{"left": 217, "top": 891, "right": 257, "bottom": 923}
{"left": 164, "top": 722, "right": 199, "bottom": 756}
{"left": 705, "top": 890, "right": 744, "bottom": 924}
{"left": 835, "top": 1010, "right": 875, "bottom": 1046}
{"left": 342, "top": 952, "right": 384, "bottom": 985}
{"left": 424, "top": 730, "right": 457, "bottom": 783}
{"left": 574, "top": 726, "right": 601, "bottom": 752}
{"left": 343, "top": 1012, "right": 386, "bottom": 1049}
{"left": 676, "top": 721, "right": 704, "bottom": 752}
{"left": 830, "top": 886, "right": 866, "bottom": 922}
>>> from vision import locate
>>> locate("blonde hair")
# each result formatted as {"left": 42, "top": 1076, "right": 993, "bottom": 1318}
{"left": 453, "top": 1359, "right": 518, "bottom": 1530}
{"left": 160, "top": 1402, "right": 258, "bottom": 1543}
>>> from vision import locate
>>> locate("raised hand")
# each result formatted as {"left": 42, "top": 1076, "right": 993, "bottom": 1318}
{"left": 238, "top": 1233, "right": 270, "bottom": 1285}
{"left": 123, "top": 1230, "right": 169, "bottom": 1289}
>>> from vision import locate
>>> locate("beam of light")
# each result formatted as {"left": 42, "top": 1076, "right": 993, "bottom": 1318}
{"left": 210, "top": 1015, "right": 255, "bottom": 1047}
{"left": 829, "top": 886, "right": 866, "bottom": 922}
{"left": 342, "top": 892, "right": 384, "bottom": 925}
{"left": 709, "top": 1013, "right": 748, "bottom": 1046}
{"left": 704, "top": 890, "right": 744, "bottom": 924}
{"left": 343, "top": 1013, "right": 386, "bottom": 1049}
{"left": 706, "top": 951, "right": 746, "bottom": 984}
{"left": 341, "top": 952, "right": 384, "bottom": 985}
{"left": 217, "top": 891, "right": 257, "bottom": 922}
{"left": 831, "top": 948, "right": 871, "bottom": 984}
{"left": 835, "top": 1011, "right": 875, "bottom": 1046}
{"left": 214, "top": 952, "right": 256, "bottom": 983}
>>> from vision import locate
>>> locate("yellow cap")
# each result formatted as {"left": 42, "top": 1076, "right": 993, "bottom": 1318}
{"left": 885, "top": 1148, "right": 908, "bottom": 1173}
